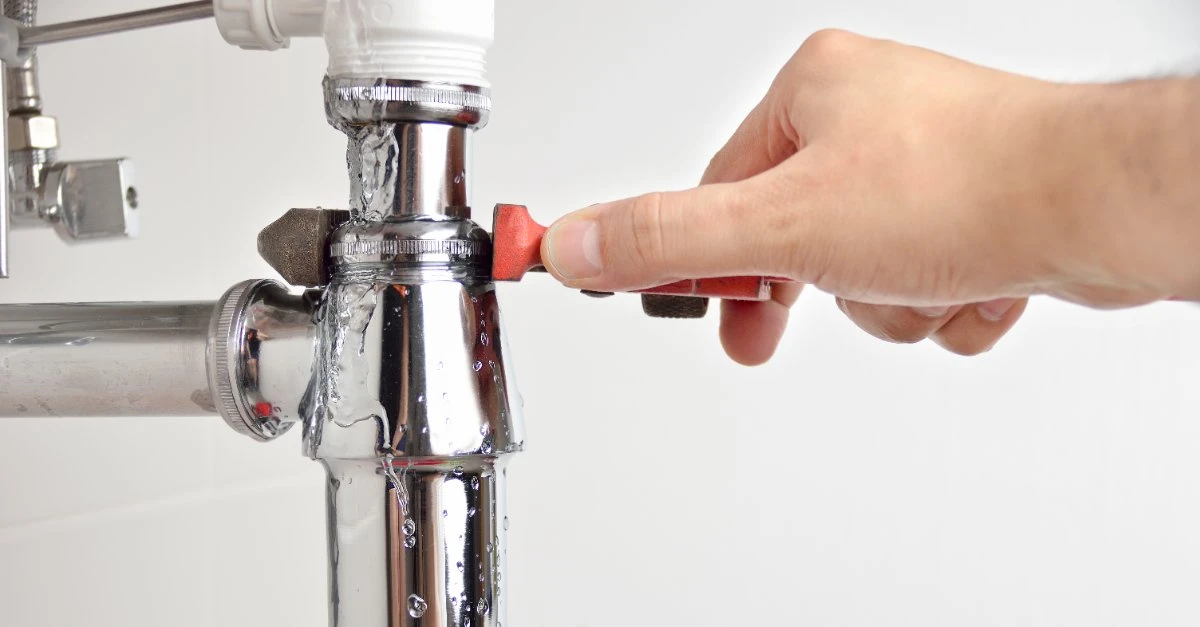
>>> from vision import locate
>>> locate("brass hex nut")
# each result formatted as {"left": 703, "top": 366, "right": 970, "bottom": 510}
{"left": 7, "top": 114, "right": 59, "bottom": 151}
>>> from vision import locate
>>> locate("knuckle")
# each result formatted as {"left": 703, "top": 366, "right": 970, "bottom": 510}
{"left": 617, "top": 192, "right": 669, "bottom": 274}
{"left": 844, "top": 304, "right": 932, "bottom": 345}
{"left": 795, "top": 28, "right": 861, "bottom": 65}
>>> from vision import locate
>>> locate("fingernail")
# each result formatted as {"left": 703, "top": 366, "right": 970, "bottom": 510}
{"left": 976, "top": 298, "right": 1018, "bottom": 322}
{"left": 543, "top": 218, "right": 602, "bottom": 280}
{"left": 912, "top": 306, "right": 950, "bottom": 318}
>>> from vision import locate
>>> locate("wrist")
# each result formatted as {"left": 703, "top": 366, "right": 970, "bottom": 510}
{"left": 1028, "top": 79, "right": 1200, "bottom": 302}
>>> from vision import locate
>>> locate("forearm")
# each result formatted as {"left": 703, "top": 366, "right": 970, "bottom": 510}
{"left": 1045, "top": 78, "right": 1200, "bottom": 301}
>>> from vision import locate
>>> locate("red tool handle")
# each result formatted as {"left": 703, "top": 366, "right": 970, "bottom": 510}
{"left": 491, "top": 204, "right": 789, "bottom": 301}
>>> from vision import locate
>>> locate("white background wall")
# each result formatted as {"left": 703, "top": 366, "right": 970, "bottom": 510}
{"left": 2, "top": 1, "right": 1200, "bottom": 625}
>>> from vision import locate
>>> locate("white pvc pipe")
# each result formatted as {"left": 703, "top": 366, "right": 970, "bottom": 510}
{"left": 322, "top": 0, "right": 493, "bottom": 86}
{"left": 215, "top": 0, "right": 494, "bottom": 86}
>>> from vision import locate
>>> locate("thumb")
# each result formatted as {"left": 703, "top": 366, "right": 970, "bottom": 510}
{"left": 540, "top": 176, "right": 789, "bottom": 292}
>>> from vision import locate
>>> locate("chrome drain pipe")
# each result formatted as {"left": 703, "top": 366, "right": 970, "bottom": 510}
{"left": 0, "top": 279, "right": 316, "bottom": 431}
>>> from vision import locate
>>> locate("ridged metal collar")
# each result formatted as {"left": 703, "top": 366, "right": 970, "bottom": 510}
{"left": 324, "top": 77, "right": 491, "bottom": 129}
{"left": 329, "top": 216, "right": 493, "bottom": 283}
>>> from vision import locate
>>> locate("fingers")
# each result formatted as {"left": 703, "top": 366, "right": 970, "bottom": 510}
{"left": 836, "top": 297, "right": 1028, "bottom": 355}
{"left": 836, "top": 299, "right": 963, "bottom": 344}
{"left": 719, "top": 282, "right": 804, "bottom": 366}
{"left": 931, "top": 298, "right": 1027, "bottom": 355}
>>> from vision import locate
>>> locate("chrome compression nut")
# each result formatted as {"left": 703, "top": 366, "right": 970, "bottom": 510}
{"left": 7, "top": 113, "right": 58, "bottom": 151}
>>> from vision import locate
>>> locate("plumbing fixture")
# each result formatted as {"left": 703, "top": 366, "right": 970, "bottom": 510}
{"left": 5, "top": 0, "right": 140, "bottom": 257}
{"left": 2, "top": 3, "right": 521, "bottom": 627}
{"left": 0, "top": 0, "right": 749, "bottom": 622}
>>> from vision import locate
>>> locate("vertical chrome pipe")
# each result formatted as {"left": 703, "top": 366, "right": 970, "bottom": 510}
{"left": 0, "top": 0, "right": 13, "bottom": 276}
{"left": 311, "top": 279, "right": 522, "bottom": 627}
{"left": 314, "top": 77, "right": 520, "bottom": 627}
{"left": 345, "top": 122, "right": 472, "bottom": 219}
{"left": 323, "top": 457, "right": 513, "bottom": 627}
{"left": 0, "top": 58, "right": 8, "bottom": 278}
{"left": 5, "top": 0, "right": 39, "bottom": 112}
{"left": 0, "top": 301, "right": 217, "bottom": 416}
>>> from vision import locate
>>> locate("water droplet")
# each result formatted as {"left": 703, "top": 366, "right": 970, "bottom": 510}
{"left": 437, "top": 361, "right": 444, "bottom": 370}
{"left": 481, "top": 433, "right": 495, "bottom": 455}
{"left": 408, "top": 594, "right": 428, "bottom": 618}
{"left": 465, "top": 618, "right": 471, "bottom": 627}
{"left": 453, "top": 465, "right": 464, "bottom": 476}
{"left": 476, "top": 599, "right": 489, "bottom": 615}
{"left": 345, "top": 476, "right": 353, "bottom": 485}
{"left": 417, "top": 394, "right": 425, "bottom": 403}
{"left": 402, "top": 519, "right": 416, "bottom": 536}
{"left": 456, "top": 561, "right": 464, "bottom": 572}
{"left": 442, "top": 392, "right": 449, "bottom": 402}
{"left": 479, "top": 424, "right": 489, "bottom": 436}
{"left": 471, "top": 296, "right": 478, "bottom": 303}
{"left": 486, "top": 542, "right": 493, "bottom": 554}
{"left": 470, "top": 476, "right": 480, "bottom": 490}
{"left": 488, "top": 360, "right": 496, "bottom": 371}
{"left": 467, "top": 507, "right": 477, "bottom": 518}
{"left": 480, "top": 332, "right": 489, "bottom": 346}
{"left": 404, "top": 535, "right": 417, "bottom": 549}
{"left": 503, "top": 516, "right": 510, "bottom": 530}
{"left": 442, "top": 509, "right": 448, "bottom": 517}
{"left": 421, "top": 426, "right": 429, "bottom": 434}
{"left": 473, "top": 361, "right": 483, "bottom": 372}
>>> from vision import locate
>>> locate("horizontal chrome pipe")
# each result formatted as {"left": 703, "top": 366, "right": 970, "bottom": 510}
{"left": 0, "top": 300, "right": 217, "bottom": 417}
{"left": 19, "top": 1, "right": 213, "bottom": 48}
{"left": 0, "top": 279, "right": 317, "bottom": 427}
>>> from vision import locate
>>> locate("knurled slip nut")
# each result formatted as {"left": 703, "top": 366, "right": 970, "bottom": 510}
{"left": 7, "top": 114, "right": 58, "bottom": 151}
{"left": 323, "top": 78, "right": 492, "bottom": 129}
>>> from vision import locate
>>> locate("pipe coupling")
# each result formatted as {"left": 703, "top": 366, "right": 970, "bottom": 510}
{"left": 208, "top": 279, "right": 318, "bottom": 442}
{"left": 324, "top": 77, "right": 491, "bottom": 130}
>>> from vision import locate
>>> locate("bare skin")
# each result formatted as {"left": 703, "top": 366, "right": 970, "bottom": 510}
{"left": 538, "top": 29, "right": 1200, "bottom": 365}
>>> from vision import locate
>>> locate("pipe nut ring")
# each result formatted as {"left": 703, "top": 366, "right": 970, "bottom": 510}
{"left": 208, "top": 279, "right": 294, "bottom": 442}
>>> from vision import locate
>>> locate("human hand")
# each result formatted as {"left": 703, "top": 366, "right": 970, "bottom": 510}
{"left": 539, "top": 30, "right": 1200, "bottom": 364}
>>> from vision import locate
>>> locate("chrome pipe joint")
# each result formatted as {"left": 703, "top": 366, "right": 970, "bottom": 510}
{"left": 0, "top": 278, "right": 315, "bottom": 423}
{"left": 306, "top": 77, "right": 523, "bottom": 627}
